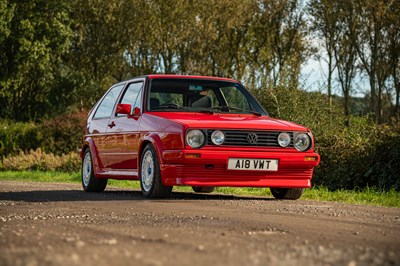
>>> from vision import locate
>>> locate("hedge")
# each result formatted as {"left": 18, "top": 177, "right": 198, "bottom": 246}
{"left": 1, "top": 90, "right": 399, "bottom": 191}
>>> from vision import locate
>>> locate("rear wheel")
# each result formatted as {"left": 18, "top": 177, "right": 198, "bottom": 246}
{"left": 270, "top": 188, "right": 304, "bottom": 200}
{"left": 140, "top": 144, "right": 172, "bottom": 198}
{"left": 81, "top": 148, "right": 107, "bottom": 192}
{"left": 192, "top": 186, "right": 214, "bottom": 193}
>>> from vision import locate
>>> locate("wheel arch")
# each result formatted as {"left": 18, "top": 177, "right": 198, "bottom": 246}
{"left": 81, "top": 137, "right": 102, "bottom": 177}
{"left": 138, "top": 134, "right": 165, "bottom": 166}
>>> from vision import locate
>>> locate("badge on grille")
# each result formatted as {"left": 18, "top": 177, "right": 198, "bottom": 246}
{"left": 247, "top": 133, "right": 258, "bottom": 144}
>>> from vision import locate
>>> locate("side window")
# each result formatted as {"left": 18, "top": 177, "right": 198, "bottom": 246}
{"left": 118, "top": 82, "right": 143, "bottom": 116}
{"left": 93, "top": 84, "right": 124, "bottom": 119}
{"left": 122, "top": 82, "right": 143, "bottom": 106}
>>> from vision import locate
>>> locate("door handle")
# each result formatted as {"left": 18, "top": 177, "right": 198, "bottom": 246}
{"left": 108, "top": 121, "right": 116, "bottom": 128}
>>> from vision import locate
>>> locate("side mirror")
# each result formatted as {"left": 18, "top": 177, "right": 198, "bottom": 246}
{"left": 132, "top": 107, "right": 141, "bottom": 120}
{"left": 116, "top": 104, "right": 131, "bottom": 115}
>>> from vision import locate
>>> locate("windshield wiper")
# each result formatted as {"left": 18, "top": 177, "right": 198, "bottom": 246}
{"left": 211, "top": 106, "right": 262, "bottom": 116}
{"left": 211, "top": 106, "right": 232, "bottom": 112}
{"left": 249, "top": 110, "right": 262, "bottom": 116}
{"left": 154, "top": 103, "right": 182, "bottom": 110}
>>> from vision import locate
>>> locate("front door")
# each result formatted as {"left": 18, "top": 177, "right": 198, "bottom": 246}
{"left": 105, "top": 80, "right": 144, "bottom": 170}
{"left": 88, "top": 84, "right": 125, "bottom": 169}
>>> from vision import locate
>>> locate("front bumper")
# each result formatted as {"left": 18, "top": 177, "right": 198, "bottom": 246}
{"left": 160, "top": 149, "right": 320, "bottom": 188}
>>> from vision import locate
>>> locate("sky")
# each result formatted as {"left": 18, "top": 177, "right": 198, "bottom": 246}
{"left": 301, "top": 56, "right": 368, "bottom": 99}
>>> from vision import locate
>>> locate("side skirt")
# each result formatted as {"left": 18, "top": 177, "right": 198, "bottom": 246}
{"left": 95, "top": 169, "right": 139, "bottom": 180}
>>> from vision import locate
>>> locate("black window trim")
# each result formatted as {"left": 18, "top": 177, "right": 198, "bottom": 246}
{"left": 92, "top": 83, "right": 126, "bottom": 120}
{"left": 144, "top": 78, "right": 268, "bottom": 115}
{"left": 114, "top": 79, "right": 145, "bottom": 118}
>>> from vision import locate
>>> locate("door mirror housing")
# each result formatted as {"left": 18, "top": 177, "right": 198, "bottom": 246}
{"left": 116, "top": 104, "right": 131, "bottom": 115}
{"left": 132, "top": 107, "right": 141, "bottom": 120}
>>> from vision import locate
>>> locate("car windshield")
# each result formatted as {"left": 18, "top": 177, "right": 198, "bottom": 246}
{"left": 148, "top": 79, "right": 267, "bottom": 115}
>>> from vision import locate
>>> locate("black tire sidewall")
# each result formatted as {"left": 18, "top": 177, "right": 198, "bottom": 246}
{"left": 82, "top": 148, "right": 107, "bottom": 192}
{"left": 270, "top": 188, "right": 288, "bottom": 199}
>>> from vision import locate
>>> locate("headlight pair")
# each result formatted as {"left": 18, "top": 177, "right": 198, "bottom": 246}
{"left": 278, "top": 132, "right": 311, "bottom": 151}
{"left": 186, "top": 129, "right": 311, "bottom": 151}
{"left": 186, "top": 129, "right": 225, "bottom": 148}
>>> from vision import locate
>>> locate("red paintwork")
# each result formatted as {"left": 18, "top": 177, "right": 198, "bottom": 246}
{"left": 81, "top": 75, "right": 320, "bottom": 187}
{"left": 148, "top": 112, "right": 308, "bottom": 131}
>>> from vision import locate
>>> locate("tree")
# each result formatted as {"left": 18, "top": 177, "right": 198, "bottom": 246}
{"left": 0, "top": 0, "right": 73, "bottom": 121}
{"left": 245, "top": 0, "right": 308, "bottom": 90}
{"left": 334, "top": 1, "right": 358, "bottom": 126}
{"left": 352, "top": 0, "right": 393, "bottom": 123}
{"left": 308, "top": 0, "right": 338, "bottom": 110}
{"left": 386, "top": 1, "right": 400, "bottom": 120}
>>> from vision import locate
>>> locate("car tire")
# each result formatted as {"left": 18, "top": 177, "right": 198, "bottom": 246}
{"left": 192, "top": 186, "right": 214, "bottom": 193}
{"left": 81, "top": 148, "right": 107, "bottom": 192}
{"left": 140, "top": 144, "right": 172, "bottom": 198}
{"left": 270, "top": 188, "right": 304, "bottom": 200}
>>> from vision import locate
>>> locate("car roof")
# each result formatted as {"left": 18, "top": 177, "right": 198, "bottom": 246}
{"left": 119, "top": 74, "right": 239, "bottom": 84}
{"left": 148, "top": 74, "right": 237, "bottom": 82}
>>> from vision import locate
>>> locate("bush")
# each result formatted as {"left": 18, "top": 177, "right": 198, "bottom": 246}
{"left": 0, "top": 121, "right": 42, "bottom": 158}
{"left": 0, "top": 148, "right": 80, "bottom": 172}
{"left": 0, "top": 110, "right": 87, "bottom": 158}
{"left": 254, "top": 87, "right": 400, "bottom": 191}
{"left": 40, "top": 111, "right": 87, "bottom": 155}
{"left": 315, "top": 123, "right": 400, "bottom": 191}
{"left": 1, "top": 89, "right": 399, "bottom": 191}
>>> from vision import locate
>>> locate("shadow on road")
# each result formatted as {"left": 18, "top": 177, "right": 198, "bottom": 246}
{"left": 0, "top": 189, "right": 274, "bottom": 203}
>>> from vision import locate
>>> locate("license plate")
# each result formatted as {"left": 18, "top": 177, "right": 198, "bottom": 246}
{"left": 227, "top": 158, "right": 278, "bottom": 171}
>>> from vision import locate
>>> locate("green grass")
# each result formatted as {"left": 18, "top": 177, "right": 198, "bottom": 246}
{"left": 0, "top": 170, "right": 399, "bottom": 208}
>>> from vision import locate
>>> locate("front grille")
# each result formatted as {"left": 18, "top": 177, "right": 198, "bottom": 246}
{"left": 207, "top": 130, "right": 294, "bottom": 147}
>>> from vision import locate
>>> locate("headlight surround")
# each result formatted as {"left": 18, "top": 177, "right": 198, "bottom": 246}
{"left": 277, "top": 132, "right": 291, "bottom": 147}
{"left": 294, "top": 133, "right": 311, "bottom": 151}
{"left": 211, "top": 130, "right": 225, "bottom": 145}
{"left": 186, "top": 129, "right": 205, "bottom": 148}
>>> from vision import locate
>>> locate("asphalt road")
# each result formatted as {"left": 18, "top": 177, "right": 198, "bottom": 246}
{"left": 0, "top": 181, "right": 399, "bottom": 266}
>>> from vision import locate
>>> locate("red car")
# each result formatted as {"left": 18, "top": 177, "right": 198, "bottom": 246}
{"left": 81, "top": 75, "right": 320, "bottom": 199}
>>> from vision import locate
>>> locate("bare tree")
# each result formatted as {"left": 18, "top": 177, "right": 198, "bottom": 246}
{"left": 351, "top": 0, "right": 394, "bottom": 123}
{"left": 308, "top": 0, "right": 338, "bottom": 110}
{"left": 386, "top": 1, "right": 400, "bottom": 120}
{"left": 334, "top": 1, "right": 358, "bottom": 126}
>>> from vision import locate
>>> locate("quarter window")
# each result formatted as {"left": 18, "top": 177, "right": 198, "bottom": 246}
{"left": 93, "top": 84, "right": 124, "bottom": 119}
{"left": 120, "top": 82, "right": 143, "bottom": 110}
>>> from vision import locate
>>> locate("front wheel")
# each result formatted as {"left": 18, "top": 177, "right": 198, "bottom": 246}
{"left": 140, "top": 144, "right": 172, "bottom": 198}
{"left": 81, "top": 148, "right": 107, "bottom": 192}
{"left": 270, "top": 188, "right": 304, "bottom": 200}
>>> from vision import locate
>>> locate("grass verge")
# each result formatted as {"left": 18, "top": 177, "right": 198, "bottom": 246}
{"left": 0, "top": 171, "right": 399, "bottom": 208}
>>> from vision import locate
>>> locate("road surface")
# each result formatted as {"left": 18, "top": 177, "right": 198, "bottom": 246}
{"left": 0, "top": 181, "right": 399, "bottom": 266}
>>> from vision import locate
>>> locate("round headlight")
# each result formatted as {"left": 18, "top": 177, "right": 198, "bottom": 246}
{"left": 186, "top": 129, "right": 205, "bottom": 148}
{"left": 278, "top": 132, "right": 291, "bottom": 147}
{"left": 211, "top": 130, "right": 225, "bottom": 145}
{"left": 294, "top": 133, "right": 311, "bottom": 151}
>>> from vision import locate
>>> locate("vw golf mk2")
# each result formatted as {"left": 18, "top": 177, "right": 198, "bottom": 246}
{"left": 81, "top": 75, "right": 320, "bottom": 199}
